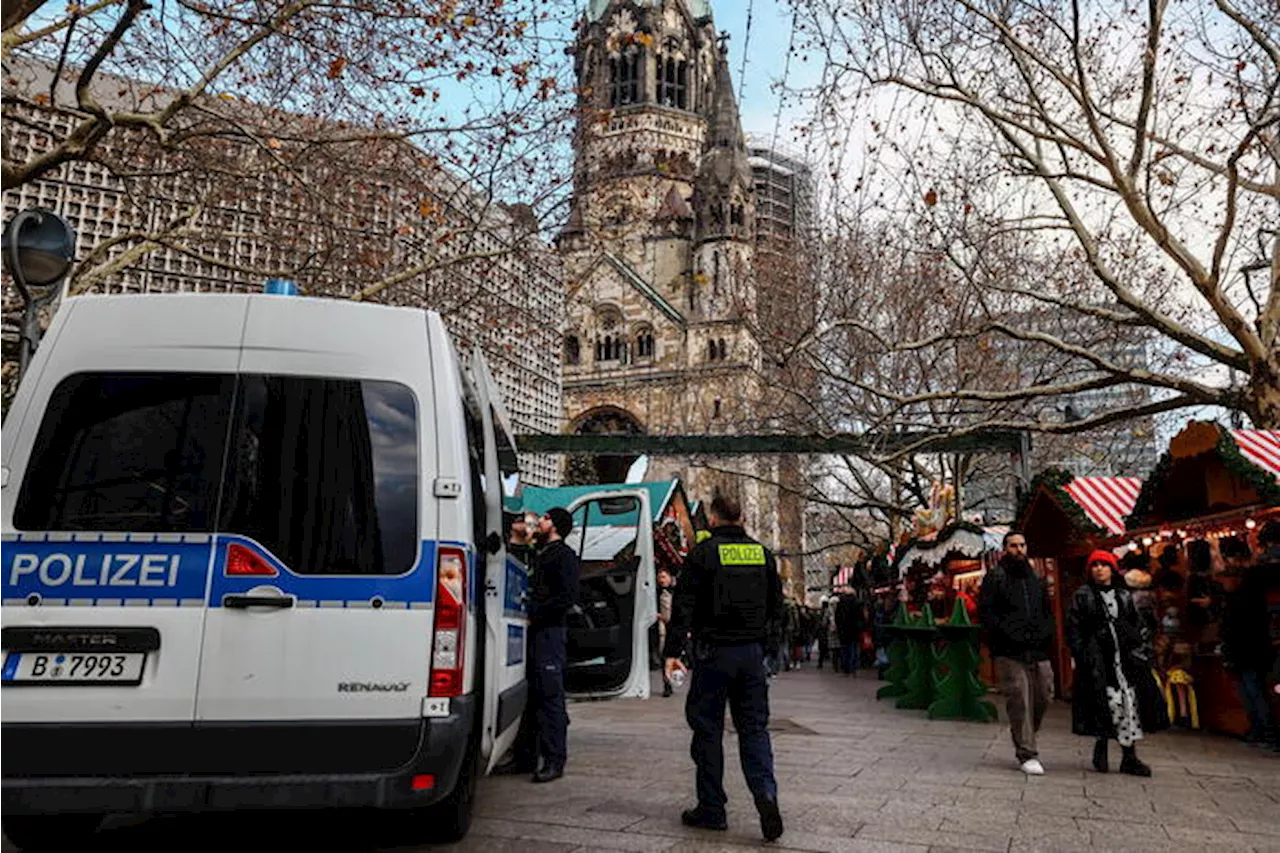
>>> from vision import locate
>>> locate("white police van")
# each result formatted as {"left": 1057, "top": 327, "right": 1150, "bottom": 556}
{"left": 0, "top": 292, "right": 656, "bottom": 849}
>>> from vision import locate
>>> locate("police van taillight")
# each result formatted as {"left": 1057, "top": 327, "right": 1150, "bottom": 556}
{"left": 428, "top": 546, "right": 467, "bottom": 697}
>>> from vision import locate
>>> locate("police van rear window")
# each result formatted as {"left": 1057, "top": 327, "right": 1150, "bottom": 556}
{"left": 14, "top": 373, "right": 235, "bottom": 533}
{"left": 219, "top": 377, "right": 419, "bottom": 576}
{"left": 16, "top": 373, "right": 419, "bottom": 576}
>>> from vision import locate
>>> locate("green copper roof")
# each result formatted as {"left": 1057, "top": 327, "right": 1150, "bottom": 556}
{"left": 587, "top": 0, "right": 712, "bottom": 23}
{"left": 515, "top": 480, "right": 681, "bottom": 526}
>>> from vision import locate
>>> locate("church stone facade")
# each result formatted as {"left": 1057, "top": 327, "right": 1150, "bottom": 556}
{"left": 558, "top": 0, "right": 801, "bottom": 563}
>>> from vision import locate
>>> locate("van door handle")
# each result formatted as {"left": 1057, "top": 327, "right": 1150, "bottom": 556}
{"left": 224, "top": 594, "right": 294, "bottom": 610}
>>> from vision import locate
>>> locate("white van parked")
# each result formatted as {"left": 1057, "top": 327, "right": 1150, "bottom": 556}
{"left": 0, "top": 292, "right": 655, "bottom": 850}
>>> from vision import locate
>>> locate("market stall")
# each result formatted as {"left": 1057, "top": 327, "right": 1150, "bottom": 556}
{"left": 1014, "top": 470, "right": 1143, "bottom": 696}
{"left": 892, "top": 521, "right": 1007, "bottom": 686}
{"left": 894, "top": 522, "right": 1008, "bottom": 616}
{"left": 1119, "top": 423, "right": 1280, "bottom": 736}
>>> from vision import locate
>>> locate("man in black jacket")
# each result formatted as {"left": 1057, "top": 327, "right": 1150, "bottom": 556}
{"left": 526, "top": 507, "right": 580, "bottom": 783}
{"left": 1224, "top": 523, "right": 1279, "bottom": 747}
{"left": 835, "top": 592, "right": 865, "bottom": 676}
{"left": 977, "top": 531, "right": 1056, "bottom": 775}
{"left": 664, "top": 492, "right": 784, "bottom": 842}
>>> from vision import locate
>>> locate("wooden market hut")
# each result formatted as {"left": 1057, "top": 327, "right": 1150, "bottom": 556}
{"left": 892, "top": 522, "right": 1007, "bottom": 683}
{"left": 1014, "top": 470, "right": 1143, "bottom": 697}
{"left": 1121, "top": 422, "right": 1280, "bottom": 735}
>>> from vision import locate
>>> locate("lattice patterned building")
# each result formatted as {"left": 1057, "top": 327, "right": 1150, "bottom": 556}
{"left": 557, "top": 0, "right": 805, "bottom": 562}
{"left": 1, "top": 60, "right": 563, "bottom": 485}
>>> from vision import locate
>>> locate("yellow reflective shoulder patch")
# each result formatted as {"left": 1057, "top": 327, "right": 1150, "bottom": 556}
{"left": 718, "top": 543, "right": 766, "bottom": 566}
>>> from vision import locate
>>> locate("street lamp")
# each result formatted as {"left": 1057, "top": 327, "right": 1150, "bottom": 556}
{"left": 2, "top": 208, "right": 76, "bottom": 380}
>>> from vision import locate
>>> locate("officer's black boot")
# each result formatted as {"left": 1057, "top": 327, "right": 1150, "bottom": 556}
{"left": 680, "top": 807, "right": 727, "bottom": 831}
{"left": 531, "top": 761, "right": 565, "bottom": 783}
{"left": 755, "top": 796, "right": 784, "bottom": 842}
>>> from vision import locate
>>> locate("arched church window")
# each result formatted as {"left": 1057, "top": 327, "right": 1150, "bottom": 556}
{"left": 658, "top": 56, "right": 689, "bottom": 109}
{"left": 718, "top": 338, "right": 728, "bottom": 360}
{"left": 707, "top": 339, "right": 718, "bottom": 361}
{"left": 712, "top": 252, "right": 722, "bottom": 295}
{"left": 635, "top": 329, "right": 655, "bottom": 359}
{"left": 713, "top": 399, "right": 722, "bottom": 418}
{"left": 565, "top": 335, "right": 581, "bottom": 366}
{"left": 610, "top": 51, "right": 640, "bottom": 107}
{"left": 730, "top": 204, "right": 744, "bottom": 226}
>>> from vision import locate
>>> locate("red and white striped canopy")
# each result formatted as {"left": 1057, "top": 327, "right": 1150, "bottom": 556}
{"left": 1231, "top": 429, "right": 1280, "bottom": 482}
{"left": 1063, "top": 476, "right": 1144, "bottom": 537}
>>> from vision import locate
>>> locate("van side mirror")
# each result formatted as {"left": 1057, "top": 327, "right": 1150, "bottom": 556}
{"left": 486, "top": 531, "right": 503, "bottom": 555}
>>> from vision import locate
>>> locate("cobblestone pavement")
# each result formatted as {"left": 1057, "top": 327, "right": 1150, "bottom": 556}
{"left": 5, "top": 666, "right": 1278, "bottom": 852}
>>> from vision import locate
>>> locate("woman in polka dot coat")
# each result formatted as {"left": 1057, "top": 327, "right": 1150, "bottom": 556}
{"left": 1066, "top": 551, "right": 1170, "bottom": 776}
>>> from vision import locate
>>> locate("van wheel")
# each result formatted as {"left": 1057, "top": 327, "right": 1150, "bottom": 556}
{"left": 3, "top": 814, "right": 104, "bottom": 851}
{"left": 419, "top": 743, "right": 480, "bottom": 843}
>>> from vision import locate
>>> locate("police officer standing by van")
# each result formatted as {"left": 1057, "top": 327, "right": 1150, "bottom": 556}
{"left": 664, "top": 492, "right": 784, "bottom": 842}
{"left": 526, "top": 507, "right": 580, "bottom": 783}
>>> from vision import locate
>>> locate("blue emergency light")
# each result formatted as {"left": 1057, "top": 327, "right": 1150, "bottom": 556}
{"left": 264, "top": 278, "right": 298, "bottom": 296}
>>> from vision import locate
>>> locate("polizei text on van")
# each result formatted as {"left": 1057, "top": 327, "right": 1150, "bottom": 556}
{"left": 8, "top": 552, "right": 182, "bottom": 588}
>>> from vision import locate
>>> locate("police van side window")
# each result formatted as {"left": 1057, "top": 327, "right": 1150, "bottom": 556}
{"left": 14, "top": 373, "right": 235, "bottom": 533}
{"left": 219, "top": 376, "right": 419, "bottom": 575}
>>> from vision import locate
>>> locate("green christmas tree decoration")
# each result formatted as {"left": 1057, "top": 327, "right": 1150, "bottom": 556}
{"left": 876, "top": 603, "right": 912, "bottom": 700}
{"left": 927, "top": 598, "right": 997, "bottom": 722}
{"left": 895, "top": 608, "right": 939, "bottom": 710}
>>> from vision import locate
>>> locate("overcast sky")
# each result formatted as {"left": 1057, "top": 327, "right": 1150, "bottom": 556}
{"left": 711, "top": 0, "right": 814, "bottom": 145}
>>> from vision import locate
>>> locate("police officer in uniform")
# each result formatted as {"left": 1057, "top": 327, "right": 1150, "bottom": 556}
{"left": 664, "top": 491, "right": 784, "bottom": 842}
{"left": 526, "top": 507, "right": 579, "bottom": 783}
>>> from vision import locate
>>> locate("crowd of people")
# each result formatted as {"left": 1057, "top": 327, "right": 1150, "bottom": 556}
{"left": 980, "top": 527, "right": 1279, "bottom": 777}
{"left": 657, "top": 583, "right": 901, "bottom": 683}
{"left": 761, "top": 591, "right": 896, "bottom": 678}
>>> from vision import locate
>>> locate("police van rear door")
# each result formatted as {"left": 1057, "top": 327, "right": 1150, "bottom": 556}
{"left": 1, "top": 296, "right": 247, "bottom": 733}
{"left": 563, "top": 489, "right": 656, "bottom": 700}
{"left": 193, "top": 298, "right": 434, "bottom": 774}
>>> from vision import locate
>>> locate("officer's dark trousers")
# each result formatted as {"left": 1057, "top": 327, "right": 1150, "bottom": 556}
{"left": 530, "top": 625, "right": 569, "bottom": 769}
{"left": 686, "top": 642, "right": 778, "bottom": 814}
{"left": 512, "top": 643, "right": 539, "bottom": 770}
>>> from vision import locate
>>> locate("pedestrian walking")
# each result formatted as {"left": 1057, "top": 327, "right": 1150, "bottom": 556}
{"left": 1223, "top": 521, "right": 1279, "bottom": 748}
{"left": 816, "top": 599, "right": 831, "bottom": 670}
{"left": 658, "top": 567, "right": 675, "bottom": 697}
{"left": 664, "top": 491, "right": 784, "bottom": 842}
{"left": 526, "top": 507, "right": 580, "bottom": 783}
{"left": 1066, "top": 550, "right": 1169, "bottom": 776}
{"left": 826, "top": 598, "right": 842, "bottom": 673}
{"left": 835, "top": 592, "right": 864, "bottom": 676}
{"left": 977, "top": 531, "right": 1056, "bottom": 776}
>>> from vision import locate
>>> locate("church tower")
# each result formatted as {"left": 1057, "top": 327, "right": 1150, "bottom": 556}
{"left": 558, "top": 0, "right": 781, "bottom": 548}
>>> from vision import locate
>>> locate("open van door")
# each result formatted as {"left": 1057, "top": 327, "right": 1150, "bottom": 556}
{"left": 466, "top": 355, "right": 528, "bottom": 773}
{"left": 563, "top": 489, "right": 656, "bottom": 700}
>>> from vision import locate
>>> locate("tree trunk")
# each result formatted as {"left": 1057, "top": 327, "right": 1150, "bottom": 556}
{"left": 1248, "top": 362, "right": 1280, "bottom": 429}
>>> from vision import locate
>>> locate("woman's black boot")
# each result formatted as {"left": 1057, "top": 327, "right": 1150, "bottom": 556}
{"left": 1119, "top": 745, "right": 1152, "bottom": 777}
{"left": 1092, "top": 738, "right": 1109, "bottom": 773}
